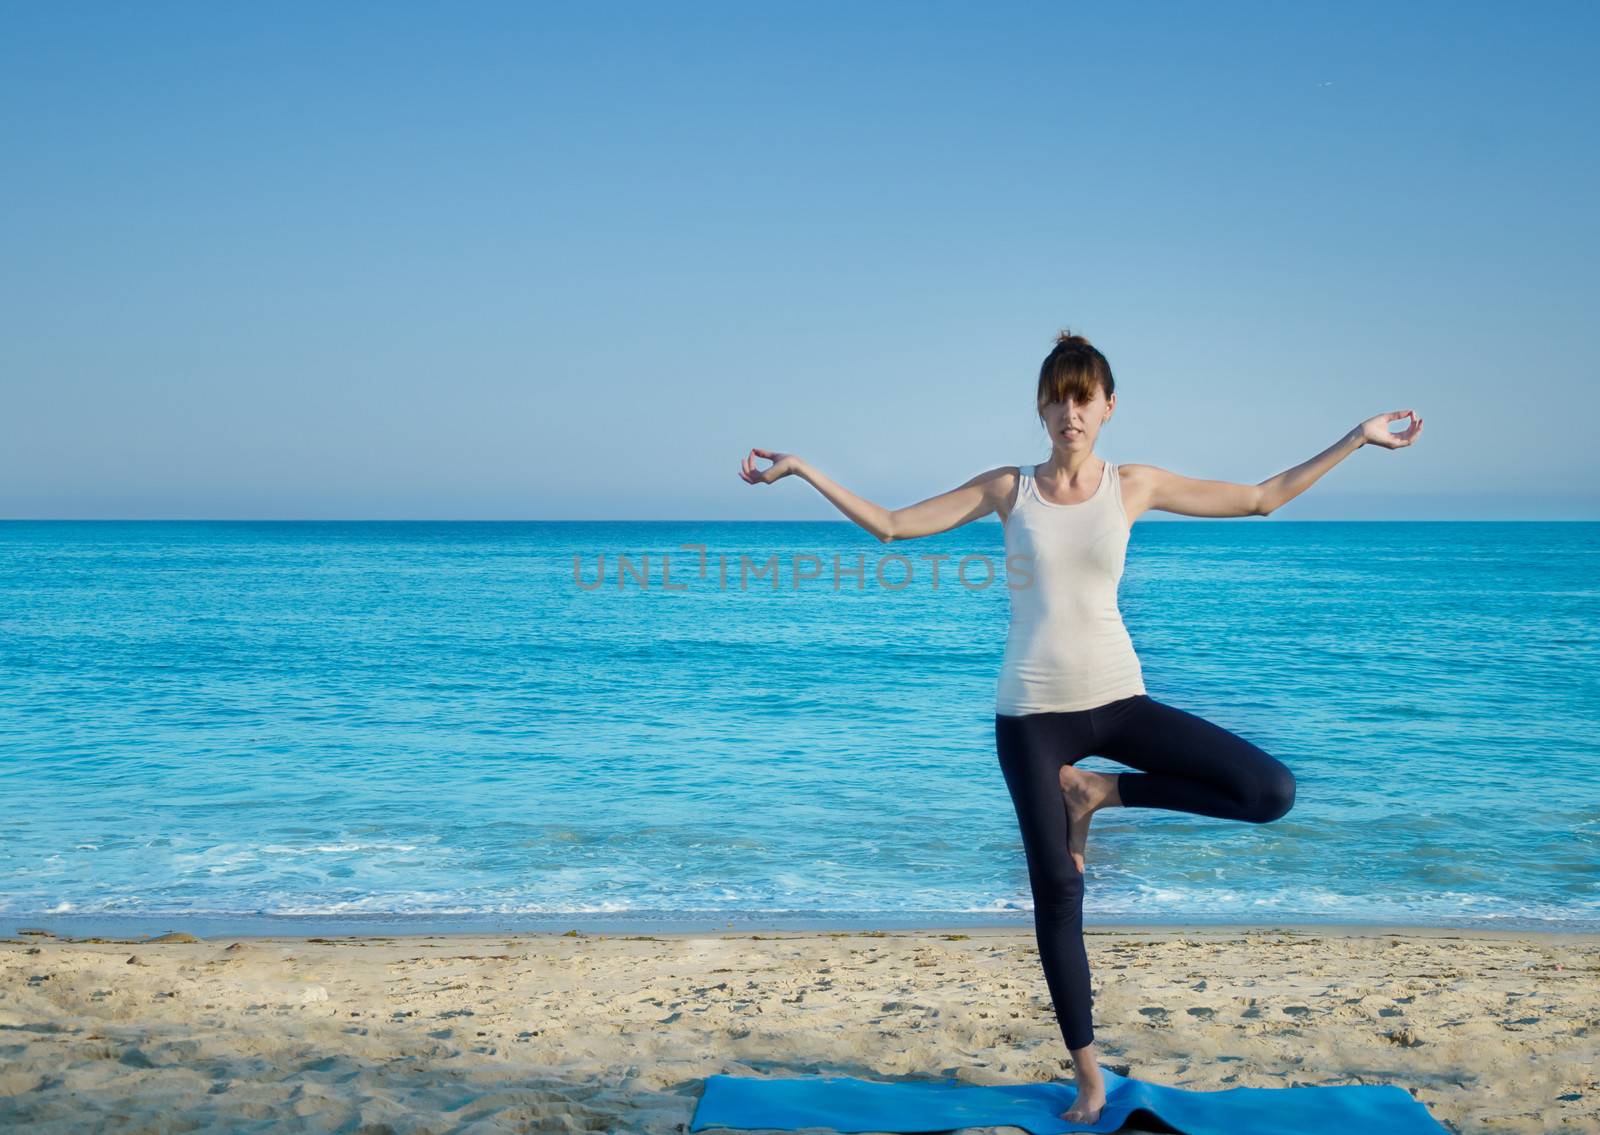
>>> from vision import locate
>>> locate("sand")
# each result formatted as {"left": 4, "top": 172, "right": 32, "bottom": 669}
{"left": 1, "top": 923, "right": 1595, "bottom": 1133}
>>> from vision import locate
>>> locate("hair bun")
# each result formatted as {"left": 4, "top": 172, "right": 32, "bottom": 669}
{"left": 1054, "top": 329, "right": 1093, "bottom": 349}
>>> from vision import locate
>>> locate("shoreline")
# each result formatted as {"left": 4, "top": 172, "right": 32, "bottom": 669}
{"left": 8, "top": 915, "right": 1600, "bottom": 946}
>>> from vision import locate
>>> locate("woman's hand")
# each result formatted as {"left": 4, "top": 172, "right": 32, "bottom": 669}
{"left": 1357, "top": 409, "right": 1424, "bottom": 449}
{"left": 739, "top": 448, "right": 803, "bottom": 484}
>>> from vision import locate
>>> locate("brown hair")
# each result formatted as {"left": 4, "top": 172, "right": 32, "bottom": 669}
{"left": 1037, "top": 329, "right": 1114, "bottom": 414}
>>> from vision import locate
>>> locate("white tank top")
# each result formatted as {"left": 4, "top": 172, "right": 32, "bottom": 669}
{"left": 995, "top": 459, "right": 1147, "bottom": 715}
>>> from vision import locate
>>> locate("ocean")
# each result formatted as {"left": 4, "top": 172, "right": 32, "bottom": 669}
{"left": 2, "top": 519, "right": 1596, "bottom": 938}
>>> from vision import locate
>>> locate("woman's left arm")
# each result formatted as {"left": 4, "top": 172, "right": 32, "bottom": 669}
{"left": 1127, "top": 409, "right": 1423, "bottom": 519}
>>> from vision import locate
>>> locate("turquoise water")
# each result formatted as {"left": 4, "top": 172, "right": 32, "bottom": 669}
{"left": 2, "top": 520, "right": 1597, "bottom": 937}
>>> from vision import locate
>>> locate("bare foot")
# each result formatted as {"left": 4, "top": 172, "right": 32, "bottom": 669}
{"left": 1060, "top": 1068, "right": 1106, "bottom": 1125}
{"left": 1057, "top": 765, "right": 1118, "bottom": 874}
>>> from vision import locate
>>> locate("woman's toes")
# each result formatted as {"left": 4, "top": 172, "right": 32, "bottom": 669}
{"left": 1061, "top": 1103, "right": 1101, "bottom": 1124}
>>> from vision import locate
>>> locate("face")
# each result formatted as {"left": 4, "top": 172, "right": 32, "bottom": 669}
{"left": 1039, "top": 385, "right": 1114, "bottom": 458}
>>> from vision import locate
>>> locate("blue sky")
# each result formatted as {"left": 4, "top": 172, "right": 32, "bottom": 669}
{"left": 2, "top": 0, "right": 1595, "bottom": 520}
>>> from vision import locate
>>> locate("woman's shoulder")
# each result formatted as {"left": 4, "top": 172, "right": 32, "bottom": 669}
{"left": 1114, "top": 462, "right": 1160, "bottom": 524}
{"left": 1115, "top": 461, "right": 1157, "bottom": 488}
{"left": 997, "top": 464, "right": 1029, "bottom": 522}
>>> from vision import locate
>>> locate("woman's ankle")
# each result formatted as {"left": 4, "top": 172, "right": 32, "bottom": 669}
{"left": 1069, "top": 1043, "right": 1101, "bottom": 1078}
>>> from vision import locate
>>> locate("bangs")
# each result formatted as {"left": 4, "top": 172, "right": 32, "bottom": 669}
{"left": 1037, "top": 365, "right": 1104, "bottom": 407}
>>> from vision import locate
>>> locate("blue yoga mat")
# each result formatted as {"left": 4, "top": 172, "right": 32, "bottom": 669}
{"left": 690, "top": 1067, "right": 1452, "bottom": 1134}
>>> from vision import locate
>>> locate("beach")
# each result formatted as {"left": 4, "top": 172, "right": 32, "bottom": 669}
{"left": 5, "top": 1, "right": 1598, "bottom": 1132}
{"left": 1, "top": 923, "right": 1594, "bottom": 1134}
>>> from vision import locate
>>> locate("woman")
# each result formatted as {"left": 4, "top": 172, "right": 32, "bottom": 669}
{"left": 738, "top": 330, "right": 1423, "bottom": 1125}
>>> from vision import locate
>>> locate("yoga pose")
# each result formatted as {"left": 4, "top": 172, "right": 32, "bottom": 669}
{"left": 738, "top": 329, "right": 1423, "bottom": 1125}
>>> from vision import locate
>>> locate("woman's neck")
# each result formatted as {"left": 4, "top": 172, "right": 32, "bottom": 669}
{"left": 1040, "top": 452, "right": 1103, "bottom": 485}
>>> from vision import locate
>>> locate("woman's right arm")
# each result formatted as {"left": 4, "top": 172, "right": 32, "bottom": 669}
{"left": 740, "top": 448, "right": 1016, "bottom": 544}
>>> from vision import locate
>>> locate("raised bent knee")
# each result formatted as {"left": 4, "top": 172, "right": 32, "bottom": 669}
{"left": 1253, "top": 767, "right": 1296, "bottom": 822}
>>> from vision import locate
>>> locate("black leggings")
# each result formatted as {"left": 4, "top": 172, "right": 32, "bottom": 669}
{"left": 994, "top": 693, "right": 1296, "bottom": 1052}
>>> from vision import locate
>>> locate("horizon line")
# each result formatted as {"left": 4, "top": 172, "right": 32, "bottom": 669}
{"left": 2, "top": 517, "right": 1595, "bottom": 525}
